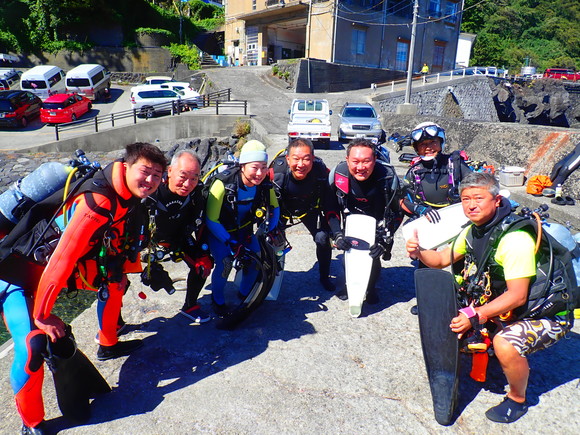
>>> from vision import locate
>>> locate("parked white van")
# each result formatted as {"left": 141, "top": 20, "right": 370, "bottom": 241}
{"left": 129, "top": 84, "right": 182, "bottom": 117}
{"left": 20, "top": 65, "right": 66, "bottom": 100}
{"left": 65, "top": 64, "right": 110, "bottom": 100}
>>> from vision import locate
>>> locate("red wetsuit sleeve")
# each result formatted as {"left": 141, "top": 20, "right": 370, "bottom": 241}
{"left": 33, "top": 193, "right": 113, "bottom": 320}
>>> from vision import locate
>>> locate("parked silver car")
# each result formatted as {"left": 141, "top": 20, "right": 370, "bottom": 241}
{"left": 337, "top": 102, "right": 383, "bottom": 143}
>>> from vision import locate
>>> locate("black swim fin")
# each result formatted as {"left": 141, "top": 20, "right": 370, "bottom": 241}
{"left": 44, "top": 325, "right": 111, "bottom": 423}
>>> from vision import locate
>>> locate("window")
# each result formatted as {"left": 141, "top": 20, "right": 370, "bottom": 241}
{"left": 432, "top": 41, "right": 446, "bottom": 71}
{"left": 444, "top": 1, "right": 459, "bottom": 24}
{"left": 351, "top": 29, "right": 366, "bottom": 55}
{"left": 395, "top": 39, "right": 410, "bottom": 71}
{"left": 91, "top": 70, "right": 105, "bottom": 84}
{"left": 428, "top": 0, "right": 441, "bottom": 17}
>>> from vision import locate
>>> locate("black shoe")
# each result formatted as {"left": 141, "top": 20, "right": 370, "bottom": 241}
{"left": 97, "top": 339, "right": 143, "bottom": 361}
{"left": 320, "top": 277, "right": 335, "bottom": 292}
{"left": 22, "top": 421, "right": 48, "bottom": 435}
{"left": 485, "top": 396, "right": 528, "bottom": 423}
{"left": 212, "top": 300, "right": 229, "bottom": 317}
{"left": 365, "top": 289, "right": 379, "bottom": 305}
{"left": 410, "top": 305, "right": 418, "bottom": 315}
{"left": 336, "top": 287, "right": 348, "bottom": 301}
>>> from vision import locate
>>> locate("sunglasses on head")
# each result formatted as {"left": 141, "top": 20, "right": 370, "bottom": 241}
{"left": 411, "top": 125, "right": 441, "bottom": 142}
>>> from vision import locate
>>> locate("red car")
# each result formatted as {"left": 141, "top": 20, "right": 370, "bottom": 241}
{"left": 40, "top": 93, "right": 92, "bottom": 124}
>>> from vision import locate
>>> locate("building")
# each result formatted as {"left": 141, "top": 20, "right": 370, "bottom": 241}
{"left": 455, "top": 32, "right": 476, "bottom": 68}
{"left": 224, "top": 0, "right": 464, "bottom": 73}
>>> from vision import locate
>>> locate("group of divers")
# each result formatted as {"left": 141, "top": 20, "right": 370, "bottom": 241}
{"left": 0, "top": 121, "right": 575, "bottom": 433}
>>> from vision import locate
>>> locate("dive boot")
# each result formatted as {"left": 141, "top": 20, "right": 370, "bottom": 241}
{"left": 97, "top": 339, "right": 143, "bottom": 361}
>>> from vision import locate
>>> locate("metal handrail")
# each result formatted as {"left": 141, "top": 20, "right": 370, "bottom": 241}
{"left": 375, "top": 67, "right": 510, "bottom": 92}
{"left": 54, "top": 88, "right": 241, "bottom": 141}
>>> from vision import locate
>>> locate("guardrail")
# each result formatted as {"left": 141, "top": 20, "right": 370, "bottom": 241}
{"left": 53, "top": 88, "right": 245, "bottom": 141}
{"left": 377, "top": 67, "right": 510, "bottom": 92}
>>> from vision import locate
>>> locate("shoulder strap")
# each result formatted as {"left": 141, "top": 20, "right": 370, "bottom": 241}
{"left": 333, "top": 161, "right": 349, "bottom": 195}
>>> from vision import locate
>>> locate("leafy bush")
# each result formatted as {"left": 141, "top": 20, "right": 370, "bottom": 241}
{"left": 135, "top": 27, "right": 174, "bottom": 37}
{"left": 0, "top": 30, "right": 20, "bottom": 52}
{"left": 165, "top": 43, "right": 201, "bottom": 70}
{"left": 233, "top": 119, "right": 251, "bottom": 138}
{"left": 198, "top": 17, "right": 225, "bottom": 31}
{"left": 42, "top": 40, "right": 93, "bottom": 54}
{"left": 272, "top": 65, "right": 280, "bottom": 76}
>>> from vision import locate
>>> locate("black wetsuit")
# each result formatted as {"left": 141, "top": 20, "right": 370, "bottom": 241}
{"left": 402, "top": 152, "right": 472, "bottom": 217}
{"left": 147, "top": 183, "right": 209, "bottom": 309}
{"left": 271, "top": 157, "right": 333, "bottom": 281}
{"left": 329, "top": 161, "right": 401, "bottom": 292}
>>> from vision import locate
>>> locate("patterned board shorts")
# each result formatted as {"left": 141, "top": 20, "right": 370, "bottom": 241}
{"left": 495, "top": 318, "right": 571, "bottom": 357}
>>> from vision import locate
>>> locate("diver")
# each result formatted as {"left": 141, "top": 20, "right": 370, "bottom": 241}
{"left": 270, "top": 138, "right": 335, "bottom": 292}
{"left": 0, "top": 143, "right": 166, "bottom": 434}
{"left": 328, "top": 138, "right": 402, "bottom": 304}
{"left": 401, "top": 122, "right": 472, "bottom": 315}
{"left": 144, "top": 149, "right": 213, "bottom": 323}
{"left": 205, "top": 140, "right": 280, "bottom": 315}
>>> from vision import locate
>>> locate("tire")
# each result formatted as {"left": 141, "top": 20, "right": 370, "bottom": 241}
{"left": 20, "top": 117, "right": 27, "bottom": 128}
{"left": 71, "top": 114, "right": 77, "bottom": 121}
{"left": 87, "top": 103, "right": 92, "bottom": 111}
{"left": 145, "top": 107, "right": 155, "bottom": 118}
{"left": 322, "top": 138, "right": 331, "bottom": 149}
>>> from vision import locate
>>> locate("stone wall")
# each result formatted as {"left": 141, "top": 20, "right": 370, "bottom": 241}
{"left": 373, "top": 76, "right": 499, "bottom": 122}
{"left": 379, "top": 114, "right": 580, "bottom": 199}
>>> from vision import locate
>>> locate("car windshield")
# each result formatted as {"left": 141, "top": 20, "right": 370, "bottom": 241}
{"left": 297, "top": 101, "right": 323, "bottom": 111}
{"left": 0, "top": 101, "right": 14, "bottom": 111}
{"left": 21, "top": 80, "right": 47, "bottom": 89}
{"left": 343, "top": 107, "right": 375, "bottom": 118}
{"left": 67, "top": 78, "right": 91, "bottom": 87}
{"left": 43, "top": 102, "right": 67, "bottom": 110}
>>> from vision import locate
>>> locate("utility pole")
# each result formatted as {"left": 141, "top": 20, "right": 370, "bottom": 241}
{"left": 404, "top": 0, "right": 419, "bottom": 104}
{"left": 397, "top": 0, "right": 419, "bottom": 114}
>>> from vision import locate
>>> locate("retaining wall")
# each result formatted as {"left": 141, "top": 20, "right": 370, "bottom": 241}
{"left": 293, "top": 59, "right": 403, "bottom": 93}
{"left": 379, "top": 114, "right": 580, "bottom": 199}
{"left": 20, "top": 114, "right": 248, "bottom": 154}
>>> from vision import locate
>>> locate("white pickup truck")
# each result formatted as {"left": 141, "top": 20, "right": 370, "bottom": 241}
{"left": 287, "top": 98, "right": 332, "bottom": 148}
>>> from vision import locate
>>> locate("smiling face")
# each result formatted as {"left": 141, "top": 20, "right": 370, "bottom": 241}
{"left": 240, "top": 161, "right": 268, "bottom": 187}
{"left": 167, "top": 153, "right": 200, "bottom": 197}
{"left": 124, "top": 157, "right": 163, "bottom": 199}
{"left": 286, "top": 144, "right": 314, "bottom": 181}
{"left": 460, "top": 187, "right": 501, "bottom": 226}
{"left": 414, "top": 138, "right": 442, "bottom": 159}
{"left": 346, "top": 145, "right": 376, "bottom": 181}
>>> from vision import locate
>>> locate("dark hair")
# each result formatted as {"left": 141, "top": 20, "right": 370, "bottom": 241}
{"left": 124, "top": 142, "right": 167, "bottom": 172}
{"left": 287, "top": 138, "right": 314, "bottom": 154}
{"left": 346, "top": 138, "right": 376, "bottom": 157}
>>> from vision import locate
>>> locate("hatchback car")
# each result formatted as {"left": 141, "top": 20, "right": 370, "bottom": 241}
{"left": 337, "top": 102, "right": 383, "bottom": 143}
{"left": 40, "top": 93, "right": 92, "bottom": 124}
{"left": 0, "top": 69, "right": 22, "bottom": 90}
{"left": 0, "top": 90, "right": 42, "bottom": 128}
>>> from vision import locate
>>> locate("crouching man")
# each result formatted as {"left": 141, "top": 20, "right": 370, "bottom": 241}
{"left": 406, "top": 172, "right": 572, "bottom": 423}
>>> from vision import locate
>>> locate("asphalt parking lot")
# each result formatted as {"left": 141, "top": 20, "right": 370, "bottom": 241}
{"left": 0, "top": 86, "right": 131, "bottom": 150}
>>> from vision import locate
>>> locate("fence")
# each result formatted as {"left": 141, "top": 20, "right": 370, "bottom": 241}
{"left": 54, "top": 88, "right": 245, "bottom": 141}
{"left": 377, "top": 67, "right": 510, "bottom": 92}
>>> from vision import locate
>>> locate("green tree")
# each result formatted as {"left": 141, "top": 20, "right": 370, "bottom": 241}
{"left": 462, "top": 0, "right": 580, "bottom": 71}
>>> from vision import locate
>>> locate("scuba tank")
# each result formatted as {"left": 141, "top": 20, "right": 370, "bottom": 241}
{"left": 0, "top": 162, "right": 73, "bottom": 238}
